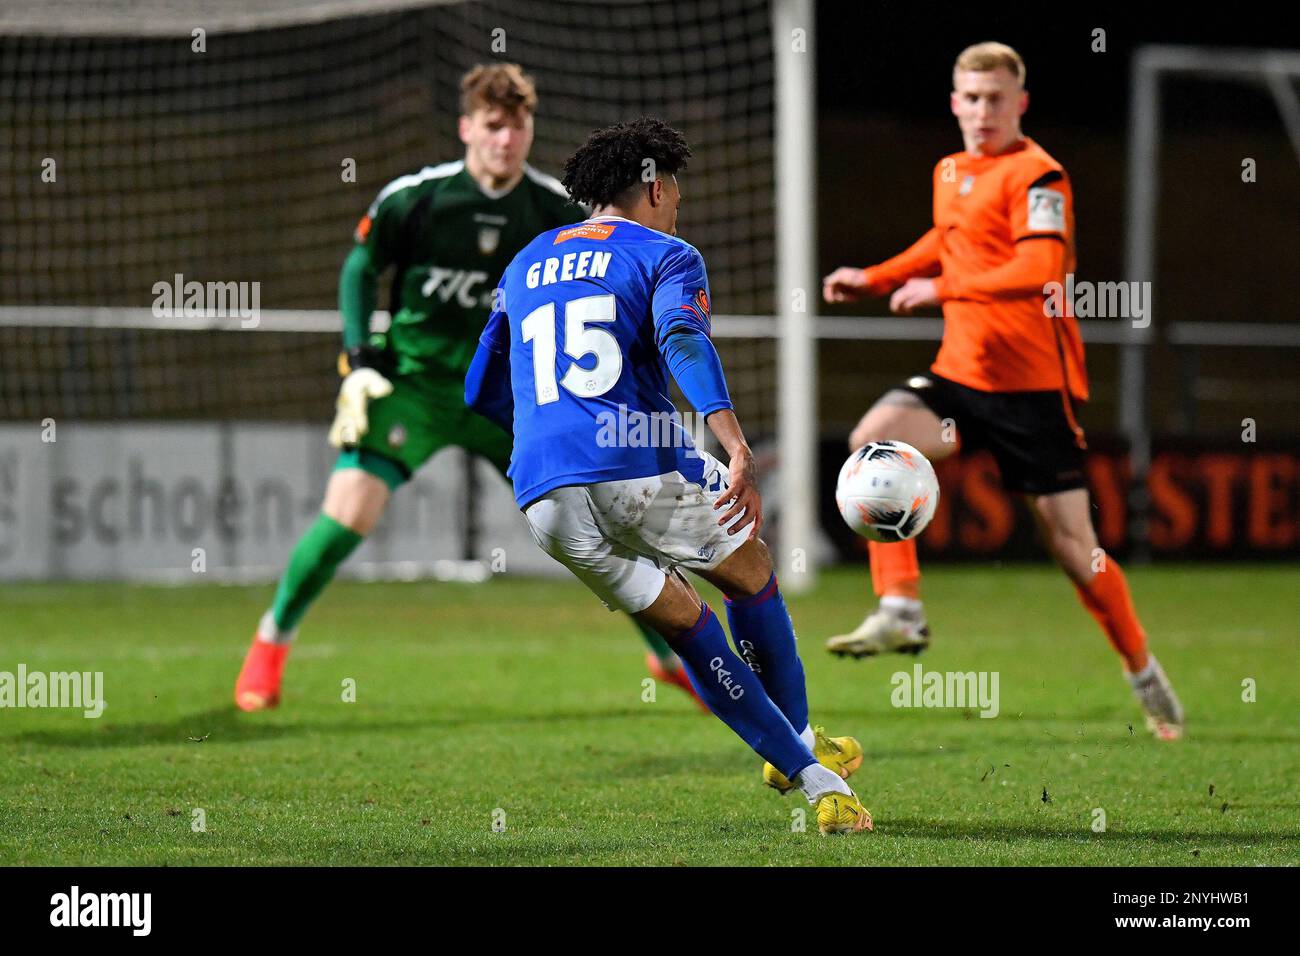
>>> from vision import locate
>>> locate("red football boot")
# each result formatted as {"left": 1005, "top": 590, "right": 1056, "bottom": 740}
{"left": 235, "top": 638, "right": 290, "bottom": 712}
{"left": 645, "top": 652, "right": 708, "bottom": 712}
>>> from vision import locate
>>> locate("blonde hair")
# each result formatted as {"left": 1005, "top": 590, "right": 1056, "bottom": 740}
{"left": 459, "top": 63, "right": 538, "bottom": 116}
{"left": 953, "top": 42, "right": 1026, "bottom": 88}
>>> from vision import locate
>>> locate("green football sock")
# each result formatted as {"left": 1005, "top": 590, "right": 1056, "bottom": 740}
{"left": 269, "top": 513, "right": 364, "bottom": 634}
{"left": 631, "top": 615, "right": 679, "bottom": 668}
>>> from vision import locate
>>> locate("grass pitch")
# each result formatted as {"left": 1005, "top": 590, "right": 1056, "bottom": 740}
{"left": 1, "top": 564, "right": 1296, "bottom": 866}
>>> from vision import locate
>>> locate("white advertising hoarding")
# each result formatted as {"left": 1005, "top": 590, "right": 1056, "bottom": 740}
{"left": 0, "top": 423, "right": 556, "bottom": 581}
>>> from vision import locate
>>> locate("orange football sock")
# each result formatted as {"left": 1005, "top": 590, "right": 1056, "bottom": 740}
{"left": 1074, "top": 559, "right": 1149, "bottom": 673}
{"left": 867, "top": 539, "right": 921, "bottom": 600}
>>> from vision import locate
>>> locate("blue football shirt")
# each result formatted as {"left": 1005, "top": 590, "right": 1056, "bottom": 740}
{"left": 478, "top": 216, "right": 728, "bottom": 508}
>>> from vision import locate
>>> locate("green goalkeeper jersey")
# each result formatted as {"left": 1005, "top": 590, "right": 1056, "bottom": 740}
{"left": 344, "top": 160, "right": 585, "bottom": 381}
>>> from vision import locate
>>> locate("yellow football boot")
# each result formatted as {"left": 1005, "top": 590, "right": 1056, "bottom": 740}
{"left": 762, "top": 726, "right": 863, "bottom": 794}
{"left": 816, "top": 790, "right": 874, "bottom": 835}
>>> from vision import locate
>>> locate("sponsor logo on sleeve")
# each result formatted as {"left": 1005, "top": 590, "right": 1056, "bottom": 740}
{"left": 1027, "top": 186, "right": 1066, "bottom": 232}
{"left": 684, "top": 288, "right": 711, "bottom": 325}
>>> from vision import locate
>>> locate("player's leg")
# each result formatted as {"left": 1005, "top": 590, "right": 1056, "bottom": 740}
{"left": 847, "top": 387, "right": 954, "bottom": 459}
{"left": 525, "top": 489, "right": 811, "bottom": 772}
{"left": 461, "top": 406, "right": 705, "bottom": 709}
{"left": 1026, "top": 489, "right": 1184, "bottom": 739}
{"left": 600, "top": 452, "right": 865, "bottom": 799}
{"left": 275, "top": 466, "right": 390, "bottom": 626}
{"left": 236, "top": 378, "right": 432, "bottom": 711}
{"left": 524, "top": 485, "right": 869, "bottom": 832}
{"left": 695, "top": 536, "right": 864, "bottom": 792}
{"left": 638, "top": 620, "right": 707, "bottom": 710}
{"left": 698, "top": 536, "right": 807, "bottom": 734}
{"left": 828, "top": 384, "right": 957, "bottom": 656}
{"left": 235, "top": 463, "right": 393, "bottom": 710}
{"left": 635, "top": 569, "right": 868, "bottom": 831}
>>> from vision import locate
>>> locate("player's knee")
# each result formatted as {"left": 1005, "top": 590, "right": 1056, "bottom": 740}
{"left": 849, "top": 420, "right": 885, "bottom": 452}
{"left": 746, "top": 537, "right": 775, "bottom": 582}
{"left": 323, "top": 469, "right": 389, "bottom": 535}
{"left": 1045, "top": 530, "right": 1093, "bottom": 585}
{"left": 699, "top": 537, "right": 765, "bottom": 601}
{"left": 850, "top": 410, "right": 916, "bottom": 451}
{"left": 714, "top": 538, "right": 774, "bottom": 600}
{"left": 643, "top": 571, "right": 705, "bottom": 637}
{"left": 323, "top": 496, "right": 379, "bottom": 536}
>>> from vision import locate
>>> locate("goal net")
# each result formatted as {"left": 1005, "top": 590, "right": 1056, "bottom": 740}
{"left": 0, "top": 0, "right": 786, "bottom": 581}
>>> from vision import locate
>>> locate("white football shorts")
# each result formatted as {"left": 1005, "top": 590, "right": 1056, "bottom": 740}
{"left": 523, "top": 450, "right": 748, "bottom": 613}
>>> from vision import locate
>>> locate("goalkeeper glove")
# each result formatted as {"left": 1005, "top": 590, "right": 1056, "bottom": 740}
{"left": 328, "top": 347, "right": 394, "bottom": 448}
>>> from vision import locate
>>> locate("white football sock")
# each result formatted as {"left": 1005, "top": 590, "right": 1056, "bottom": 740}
{"left": 256, "top": 609, "right": 297, "bottom": 646}
{"left": 1126, "top": 656, "right": 1158, "bottom": 685}
{"left": 880, "top": 595, "right": 923, "bottom": 617}
{"left": 796, "top": 762, "right": 851, "bottom": 804}
{"left": 799, "top": 724, "right": 816, "bottom": 750}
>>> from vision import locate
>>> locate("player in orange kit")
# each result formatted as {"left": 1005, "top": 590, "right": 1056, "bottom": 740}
{"left": 822, "top": 42, "right": 1184, "bottom": 740}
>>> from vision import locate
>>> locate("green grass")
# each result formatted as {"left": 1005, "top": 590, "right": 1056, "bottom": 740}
{"left": 1, "top": 564, "right": 1296, "bottom": 866}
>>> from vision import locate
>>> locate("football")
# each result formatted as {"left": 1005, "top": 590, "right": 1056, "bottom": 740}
{"left": 835, "top": 440, "right": 940, "bottom": 542}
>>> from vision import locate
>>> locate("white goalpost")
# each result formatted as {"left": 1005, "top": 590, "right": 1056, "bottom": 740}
{"left": 772, "top": 0, "right": 819, "bottom": 593}
{"left": 0, "top": 0, "right": 804, "bottom": 583}
{"left": 8, "top": 13, "right": 1297, "bottom": 585}
{"left": 1122, "top": 45, "right": 1300, "bottom": 557}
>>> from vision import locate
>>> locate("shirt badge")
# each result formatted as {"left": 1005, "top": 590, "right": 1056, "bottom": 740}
{"left": 477, "top": 227, "right": 501, "bottom": 256}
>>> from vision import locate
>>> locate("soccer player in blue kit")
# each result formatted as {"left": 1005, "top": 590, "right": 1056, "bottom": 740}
{"left": 466, "top": 118, "right": 872, "bottom": 834}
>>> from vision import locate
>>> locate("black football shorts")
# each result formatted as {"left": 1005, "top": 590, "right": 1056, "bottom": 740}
{"left": 897, "top": 373, "right": 1088, "bottom": 495}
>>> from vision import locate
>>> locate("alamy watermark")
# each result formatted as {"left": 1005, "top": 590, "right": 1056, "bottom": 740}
{"left": 152, "top": 273, "right": 260, "bottom": 328}
{"left": 891, "top": 664, "right": 999, "bottom": 718}
{"left": 1, "top": 665, "right": 104, "bottom": 718}
{"left": 1043, "top": 273, "right": 1151, "bottom": 329}
{"left": 595, "top": 404, "right": 707, "bottom": 457}
{"left": 49, "top": 886, "right": 150, "bottom": 935}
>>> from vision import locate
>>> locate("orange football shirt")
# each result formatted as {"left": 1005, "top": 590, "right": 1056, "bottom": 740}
{"left": 864, "top": 137, "right": 1088, "bottom": 401}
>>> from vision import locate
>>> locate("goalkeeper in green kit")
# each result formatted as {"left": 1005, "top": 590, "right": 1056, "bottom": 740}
{"left": 236, "top": 64, "right": 704, "bottom": 711}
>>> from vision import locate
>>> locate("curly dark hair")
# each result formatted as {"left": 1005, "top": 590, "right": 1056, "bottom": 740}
{"left": 561, "top": 117, "right": 691, "bottom": 208}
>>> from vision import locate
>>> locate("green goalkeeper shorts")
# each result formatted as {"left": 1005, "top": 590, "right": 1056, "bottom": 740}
{"left": 333, "top": 374, "right": 512, "bottom": 490}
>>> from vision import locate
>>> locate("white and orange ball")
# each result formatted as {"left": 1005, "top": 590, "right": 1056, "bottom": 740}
{"left": 835, "top": 440, "right": 939, "bottom": 542}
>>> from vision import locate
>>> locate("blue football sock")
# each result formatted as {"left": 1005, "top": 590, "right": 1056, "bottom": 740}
{"left": 664, "top": 603, "right": 816, "bottom": 782}
{"left": 725, "top": 573, "right": 810, "bottom": 734}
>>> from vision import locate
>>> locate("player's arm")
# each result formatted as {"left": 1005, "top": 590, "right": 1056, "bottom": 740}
{"left": 823, "top": 226, "right": 943, "bottom": 303}
{"left": 701, "top": 407, "right": 761, "bottom": 537}
{"left": 328, "top": 192, "right": 409, "bottom": 448}
{"left": 338, "top": 245, "right": 379, "bottom": 355}
{"left": 653, "top": 247, "right": 733, "bottom": 421}
{"left": 653, "top": 246, "right": 761, "bottom": 538}
{"left": 464, "top": 295, "right": 514, "bottom": 434}
{"left": 660, "top": 328, "right": 761, "bottom": 538}
{"left": 932, "top": 239, "right": 1064, "bottom": 301}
